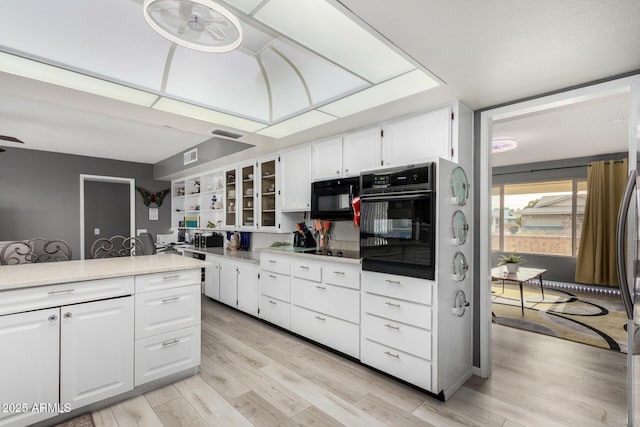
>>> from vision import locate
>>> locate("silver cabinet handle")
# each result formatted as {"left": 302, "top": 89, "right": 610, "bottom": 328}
{"left": 162, "top": 296, "right": 180, "bottom": 303}
{"left": 336, "top": 170, "right": 340, "bottom": 174}
{"left": 48, "top": 288, "right": 74, "bottom": 295}
{"left": 162, "top": 339, "right": 180, "bottom": 347}
{"left": 63, "top": 312, "right": 72, "bottom": 319}
{"left": 345, "top": 169, "right": 349, "bottom": 173}
{"left": 48, "top": 314, "right": 58, "bottom": 323}
{"left": 268, "top": 300, "right": 277, "bottom": 304}
{"left": 385, "top": 280, "right": 401, "bottom": 285}
{"left": 299, "top": 265, "right": 309, "bottom": 270}
{"left": 384, "top": 351, "right": 399, "bottom": 359}
{"left": 332, "top": 271, "right": 345, "bottom": 275}
{"left": 315, "top": 285, "right": 326, "bottom": 290}
{"left": 385, "top": 301, "right": 400, "bottom": 308}
{"left": 268, "top": 274, "right": 277, "bottom": 279}
{"left": 384, "top": 323, "right": 400, "bottom": 330}
{"left": 163, "top": 274, "right": 180, "bottom": 281}
{"left": 315, "top": 316, "right": 326, "bottom": 321}
{"left": 268, "top": 260, "right": 277, "bottom": 264}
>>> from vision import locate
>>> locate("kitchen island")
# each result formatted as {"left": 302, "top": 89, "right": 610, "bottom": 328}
{"left": 0, "top": 254, "right": 205, "bottom": 427}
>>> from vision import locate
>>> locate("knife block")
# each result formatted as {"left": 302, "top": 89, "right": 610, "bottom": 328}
{"left": 293, "top": 230, "right": 316, "bottom": 248}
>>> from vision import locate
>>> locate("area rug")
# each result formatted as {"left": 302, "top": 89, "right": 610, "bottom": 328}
{"left": 491, "top": 282, "right": 628, "bottom": 352}
{"left": 54, "top": 413, "right": 95, "bottom": 427}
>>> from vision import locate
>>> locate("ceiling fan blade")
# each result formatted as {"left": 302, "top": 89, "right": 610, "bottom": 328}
{"left": 0, "top": 135, "right": 24, "bottom": 144}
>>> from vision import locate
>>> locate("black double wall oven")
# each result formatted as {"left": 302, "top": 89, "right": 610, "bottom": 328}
{"left": 359, "top": 163, "right": 436, "bottom": 280}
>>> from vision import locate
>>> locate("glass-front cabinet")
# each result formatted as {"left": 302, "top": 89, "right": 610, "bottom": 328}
{"left": 224, "top": 167, "right": 238, "bottom": 228}
{"left": 258, "top": 157, "right": 277, "bottom": 229}
{"left": 239, "top": 161, "right": 256, "bottom": 230}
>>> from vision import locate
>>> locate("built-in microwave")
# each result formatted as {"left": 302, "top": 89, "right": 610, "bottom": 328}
{"left": 310, "top": 177, "right": 359, "bottom": 220}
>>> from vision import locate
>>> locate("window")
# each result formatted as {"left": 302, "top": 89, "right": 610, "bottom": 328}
{"left": 492, "top": 179, "right": 586, "bottom": 257}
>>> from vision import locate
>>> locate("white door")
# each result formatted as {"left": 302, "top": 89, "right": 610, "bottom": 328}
{"left": 279, "top": 144, "right": 311, "bottom": 211}
{"left": 0, "top": 308, "right": 60, "bottom": 427}
{"left": 237, "top": 263, "right": 259, "bottom": 316}
{"left": 343, "top": 126, "right": 382, "bottom": 177}
{"left": 60, "top": 296, "right": 134, "bottom": 411}
{"left": 204, "top": 256, "right": 220, "bottom": 300}
{"left": 311, "top": 137, "right": 343, "bottom": 181}
{"left": 219, "top": 259, "right": 238, "bottom": 307}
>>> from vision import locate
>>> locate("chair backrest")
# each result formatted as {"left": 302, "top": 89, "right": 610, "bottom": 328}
{"left": 0, "top": 239, "right": 72, "bottom": 265}
{"left": 90, "top": 236, "right": 144, "bottom": 259}
{"left": 138, "top": 233, "right": 156, "bottom": 255}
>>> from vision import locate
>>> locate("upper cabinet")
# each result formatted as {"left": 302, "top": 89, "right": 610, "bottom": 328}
{"left": 224, "top": 166, "right": 238, "bottom": 229}
{"left": 257, "top": 156, "right": 277, "bottom": 230}
{"left": 311, "top": 126, "right": 382, "bottom": 181}
{"left": 238, "top": 161, "right": 257, "bottom": 230}
{"left": 381, "top": 106, "right": 452, "bottom": 168}
{"left": 280, "top": 144, "right": 311, "bottom": 212}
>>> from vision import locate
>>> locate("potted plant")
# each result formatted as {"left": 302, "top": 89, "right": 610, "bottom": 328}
{"left": 498, "top": 253, "right": 526, "bottom": 273}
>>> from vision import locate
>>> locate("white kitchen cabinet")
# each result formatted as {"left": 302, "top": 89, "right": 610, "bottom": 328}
{"left": 0, "top": 308, "right": 60, "bottom": 427}
{"left": 237, "top": 262, "right": 259, "bottom": 316}
{"left": 135, "top": 285, "right": 201, "bottom": 339}
{"left": 238, "top": 160, "right": 257, "bottom": 230}
{"left": 204, "top": 255, "right": 220, "bottom": 300}
{"left": 219, "top": 258, "right": 238, "bottom": 308}
{"left": 343, "top": 126, "right": 382, "bottom": 177}
{"left": 382, "top": 106, "right": 452, "bottom": 167}
{"left": 224, "top": 166, "right": 239, "bottom": 229}
{"left": 279, "top": 144, "right": 311, "bottom": 211}
{"left": 60, "top": 296, "right": 134, "bottom": 410}
{"left": 311, "top": 136, "right": 343, "bottom": 181}
{"left": 259, "top": 252, "right": 292, "bottom": 329}
{"left": 257, "top": 156, "right": 277, "bottom": 230}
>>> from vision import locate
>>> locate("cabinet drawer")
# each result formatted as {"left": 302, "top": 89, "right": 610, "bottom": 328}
{"left": 135, "top": 269, "right": 201, "bottom": 293}
{"left": 0, "top": 277, "right": 134, "bottom": 316}
{"left": 361, "top": 271, "right": 433, "bottom": 305}
{"left": 362, "top": 314, "right": 431, "bottom": 360}
{"left": 291, "top": 306, "right": 359, "bottom": 358}
{"left": 135, "top": 285, "right": 201, "bottom": 339}
{"left": 362, "top": 292, "right": 432, "bottom": 330}
{"left": 259, "top": 253, "right": 291, "bottom": 276}
{"left": 323, "top": 263, "right": 360, "bottom": 290}
{"left": 134, "top": 325, "right": 201, "bottom": 386}
{"left": 291, "top": 278, "right": 359, "bottom": 324}
{"left": 259, "top": 295, "right": 290, "bottom": 330}
{"left": 259, "top": 272, "right": 290, "bottom": 302}
{"left": 291, "top": 260, "right": 321, "bottom": 282}
{"left": 361, "top": 338, "right": 432, "bottom": 391}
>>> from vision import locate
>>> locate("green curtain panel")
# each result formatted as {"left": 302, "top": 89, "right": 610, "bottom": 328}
{"left": 575, "top": 159, "right": 628, "bottom": 286}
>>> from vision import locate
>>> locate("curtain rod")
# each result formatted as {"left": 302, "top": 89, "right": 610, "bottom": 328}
{"left": 493, "top": 160, "right": 625, "bottom": 176}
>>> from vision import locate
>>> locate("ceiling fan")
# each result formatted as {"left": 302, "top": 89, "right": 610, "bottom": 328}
{"left": 0, "top": 135, "right": 25, "bottom": 153}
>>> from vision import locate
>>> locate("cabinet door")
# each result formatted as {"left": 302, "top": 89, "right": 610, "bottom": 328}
{"left": 343, "top": 126, "right": 382, "bottom": 177}
{"left": 60, "top": 296, "right": 134, "bottom": 411}
{"left": 237, "top": 263, "right": 259, "bottom": 317}
{"left": 219, "top": 260, "right": 238, "bottom": 307}
{"left": 224, "top": 166, "right": 238, "bottom": 228}
{"left": 279, "top": 144, "right": 311, "bottom": 211}
{"left": 0, "top": 308, "right": 59, "bottom": 427}
{"left": 311, "top": 137, "right": 343, "bottom": 181}
{"left": 204, "top": 256, "right": 220, "bottom": 300}
{"left": 382, "top": 107, "right": 452, "bottom": 167}
{"left": 239, "top": 161, "right": 257, "bottom": 230}
{"left": 257, "top": 157, "right": 278, "bottom": 231}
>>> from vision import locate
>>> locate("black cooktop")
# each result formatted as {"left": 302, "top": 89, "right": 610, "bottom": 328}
{"left": 300, "top": 248, "right": 360, "bottom": 259}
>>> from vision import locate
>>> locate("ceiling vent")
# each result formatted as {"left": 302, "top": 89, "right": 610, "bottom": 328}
{"left": 211, "top": 129, "right": 243, "bottom": 139}
{"left": 183, "top": 148, "right": 198, "bottom": 165}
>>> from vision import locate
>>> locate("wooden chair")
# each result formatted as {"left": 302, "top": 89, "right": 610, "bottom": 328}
{"left": 90, "top": 235, "right": 144, "bottom": 259}
{"left": 0, "top": 239, "right": 72, "bottom": 265}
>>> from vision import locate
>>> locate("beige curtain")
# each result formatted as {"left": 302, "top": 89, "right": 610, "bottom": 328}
{"left": 575, "top": 159, "right": 628, "bottom": 286}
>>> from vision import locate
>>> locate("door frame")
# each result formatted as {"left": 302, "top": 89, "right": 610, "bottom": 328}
{"left": 478, "top": 75, "right": 640, "bottom": 378}
{"left": 79, "top": 174, "right": 135, "bottom": 260}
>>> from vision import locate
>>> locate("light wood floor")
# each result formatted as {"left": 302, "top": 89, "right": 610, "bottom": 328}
{"left": 91, "top": 297, "right": 628, "bottom": 426}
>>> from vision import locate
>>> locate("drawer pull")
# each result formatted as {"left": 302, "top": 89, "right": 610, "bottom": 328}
{"left": 268, "top": 300, "right": 277, "bottom": 305}
{"left": 48, "top": 315, "right": 58, "bottom": 323}
{"left": 332, "top": 271, "right": 345, "bottom": 275}
{"left": 385, "top": 280, "right": 401, "bottom": 285}
{"left": 48, "top": 288, "right": 75, "bottom": 295}
{"left": 384, "top": 323, "right": 400, "bottom": 330}
{"left": 163, "top": 274, "right": 180, "bottom": 281}
{"left": 299, "top": 265, "right": 310, "bottom": 270}
{"left": 63, "top": 312, "right": 73, "bottom": 319}
{"left": 162, "top": 296, "right": 180, "bottom": 303}
{"left": 384, "top": 351, "right": 400, "bottom": 359}
{"left": 162, "top": 339, "right": 180, "bottom": 347}
{"left": 315, "top": 316, "right": 326, "bottom": 321}
{"left": 315, "top": 285, "right": 326, "bottom": 290}
{"left": 385, "top": 301, "right": 401, "bottom": 308}
{"left": 268, "top": 260, "right": 277, "bottom": 264}
{"left": 268, "top": 274, "right": 277, "bottom": 279}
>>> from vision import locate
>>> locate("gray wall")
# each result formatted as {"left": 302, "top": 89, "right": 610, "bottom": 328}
{"left": 0, "top": 148, "right": 171, "bottom": 260}
{"left": 83, "top": 181, "right": 130, "bottom": 259}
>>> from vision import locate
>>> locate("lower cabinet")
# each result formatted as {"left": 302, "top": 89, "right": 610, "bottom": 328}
{"left": 237, "top": 263, "right": 259, "bottom": 316}
{"left": 204, "top": 254, "right": 220, "bottom": 300}
{"left": 291, "top": 306, "right": 359, "bottom": 358}
{"left": 219, "top": 259, "right": 238, "bottom": 307}
{"left": 209, "top": 256, "right": 260, "bottom": 317}
{"left": 259, "top": 294, "right": 290, "bottom": 329}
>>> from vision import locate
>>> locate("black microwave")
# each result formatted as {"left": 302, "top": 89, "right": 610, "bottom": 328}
{"left": 310, "top": 177, "right": 359, "bottom": 220}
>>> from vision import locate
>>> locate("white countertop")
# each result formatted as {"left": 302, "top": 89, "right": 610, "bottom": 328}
{"left": 259, "top": 247, "right": 362, "bottom": 265}
{"left": 0, "top": 254, "right": 207, "bottom": 291}
{"left": 181, "top": 246, "right": 260, "bottom": 263}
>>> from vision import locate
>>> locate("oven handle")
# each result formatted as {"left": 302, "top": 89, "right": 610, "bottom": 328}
{"left": 360, "top": 192, "right": 429, "bottom": 202}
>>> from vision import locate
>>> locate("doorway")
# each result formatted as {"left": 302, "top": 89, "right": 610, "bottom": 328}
{"left": 79, "top": 174, "right": 135, "bottom": 260}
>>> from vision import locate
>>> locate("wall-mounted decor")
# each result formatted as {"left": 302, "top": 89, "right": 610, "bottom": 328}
{"left": 135, "top": 186, "right": 170, "bottom": 207}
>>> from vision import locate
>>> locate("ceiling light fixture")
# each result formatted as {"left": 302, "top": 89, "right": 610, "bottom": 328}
{"left": 143, "top": 0, "right": 243, "bottom": 53}
{"left": 491, "top": 137, "right": 518, "bottom": 154}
